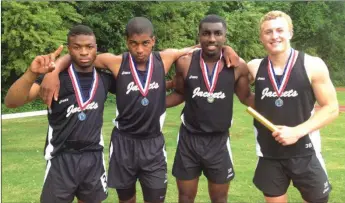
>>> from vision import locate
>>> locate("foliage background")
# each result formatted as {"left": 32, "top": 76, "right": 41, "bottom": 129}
{"left": 2, "top": 1, "right": 345, "bottom": 113}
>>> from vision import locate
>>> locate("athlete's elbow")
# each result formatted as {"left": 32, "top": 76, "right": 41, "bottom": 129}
{"left": 4, "top": 100, "right": 19, "bottom": 108}
{"left": 4, "top": 96, "right": 24, "bottom": 108}
{"left": 327, "top": 103, "right": 339, "bottom": 121}
{"left": 331, "top": 105, "right": 340, "bottom": 118}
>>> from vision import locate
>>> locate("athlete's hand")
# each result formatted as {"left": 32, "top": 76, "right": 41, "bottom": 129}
{"left": 272, "top": 125, "right": 305, "bottom": 146}
{"left": 222, "top": 45, "right": 240, "bottom": 68}
{"left": 40, "top": 71, "right": 61, "bottom": 109}
{"left": 29, "top": 45, "right": 64, "bottom": 74}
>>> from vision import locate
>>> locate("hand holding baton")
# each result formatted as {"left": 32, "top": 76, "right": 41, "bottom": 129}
{"left": 246, "top": 107, "right": 278, "bottom": 132}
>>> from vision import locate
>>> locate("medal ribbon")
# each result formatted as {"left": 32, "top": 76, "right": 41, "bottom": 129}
{"left": 128, "top": 53, "right": 154, "bottom": 97}
{"left": 200, "top": 50, "right": 223, "bottom": 94}
{"left": 68, "top": 64, "right": 99, "bottom": 111}
{"left": 267, "top": 49, "right": 296, "bottom": 97}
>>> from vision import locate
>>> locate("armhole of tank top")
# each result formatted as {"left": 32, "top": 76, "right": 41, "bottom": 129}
{"left": 298, "top": 52, "right": 311, "bottom": 84}
{"left": 184, "top": 51, "right": 198, "bottom": 82}
{"left": 153, "top": 52, "right": 165, "bottom": 77}
{"left": 254, "top": 58, "right": 267, "bottom": 82}
{"left": 118, "top": 52, "right": 128, "bottom": 74}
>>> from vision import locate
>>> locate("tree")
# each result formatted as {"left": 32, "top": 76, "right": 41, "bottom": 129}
{"left": 1, "top": 2, "right": 83, "bottom": 95}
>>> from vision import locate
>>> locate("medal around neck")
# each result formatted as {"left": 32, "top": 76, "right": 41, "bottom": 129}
{"left": 267, "top": 49, "right": 297, "bottom": 108}
{"left": 68, "top": 64, "right": 99, "bottom": 121}
{"left": 78, "top": 112, "right": 87, "bottom": 121}
{"left": 207, "top": 96, "right": 215, "bottom": 103}
{"left": 128, "top": 53, "right": 154, "bottom": 107}
{"left": 141, "top": 97, "right": 149, "bottom": 106}
{"left": 275, "top": 98, "right": 284, "bottom": 107}
{"left": 200, "top": 50, "right": 223, "bottom": 104}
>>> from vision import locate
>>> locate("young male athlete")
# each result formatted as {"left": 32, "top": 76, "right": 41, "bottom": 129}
{"left": 166, "top": 15, "right": 254, "bottom": 203}
{"left": 247, "top": 10, "right": 339, "bottom": 203}
{"left": 5, "top": 25, "right": 115, "bottom": 203}
{"left": 39, "top": 17, "right": 240, "bottom": 203}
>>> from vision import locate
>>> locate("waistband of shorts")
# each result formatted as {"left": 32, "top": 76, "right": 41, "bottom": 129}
{"left": 181, "top": 124, "right": 229, "bottom": 136}
{"left": 62, "top": 140, "right": 103, "bottom": 153}
{"left": 113, "top": 127, "right": 163, "bottom": 139}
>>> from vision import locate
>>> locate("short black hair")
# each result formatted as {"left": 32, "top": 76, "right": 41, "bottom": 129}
{"left": 199, "top": 14, "right": 227, "bottom": 31}
{"left": 125, "top": 17, "right": 154, "bottom": 37}
{"left": 67, "top": 25, "right": 95, "bottom": 44}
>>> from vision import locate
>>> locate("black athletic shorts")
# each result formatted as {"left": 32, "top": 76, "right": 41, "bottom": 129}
{"left": 108, "top": 128, "right": 168, "bottom": 190}
{"left": 172, "top": 125, "right": 235, "bottom": 184}
{"left": 40, "top": 151, "right": 107, "bottom": 203}
{"left": 253, "top": 153, "right": 331, "bottom": 202}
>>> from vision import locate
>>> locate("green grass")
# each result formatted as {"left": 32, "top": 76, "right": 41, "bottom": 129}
{"left": 2, "top": 98, "right": 345, "bottom": 203}
{"left": 336, "top": 91, "right": 345, "bottom": 106}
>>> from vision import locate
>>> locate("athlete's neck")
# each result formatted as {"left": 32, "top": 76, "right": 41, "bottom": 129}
{"left": 268, "top": 48, "right": 292, "bottom": 69}
{"left": 202, "top": 51, "right": 221, "bottom": 63}
{"left": 73, "top": 63, "right": 93, "bottom": 73}
{"left": 135, "top": 61, "right": 147, "bottom": 71}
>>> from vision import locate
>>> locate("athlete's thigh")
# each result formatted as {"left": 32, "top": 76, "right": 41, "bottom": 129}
{"left": 172, "top": 125, "right": 202, "bottom": 181}
{"left": 253, "top": 157, "right": 290, "bottom": 196}
{"left": 76, "top": 151, "right": 108, "bottom": 202}
{"left": 288, "top": 154, "right": 331, "bottom": 202}
{"left": 108, "top": 130, "right": 138, "bottom": 189}
{"left": 202, "top": 134, "right": 235, "bottom": 184}
{"left": 137, "top": 135, "right": 167, "bottom": 202}
{"left": 40, "top": 154, "right": 78, "bottom": 203}
{"left": 139, "top": 135, "right": 167, "bottom": 189}
{"left": 208, "top": 180, "right": 230, "bottom": 202}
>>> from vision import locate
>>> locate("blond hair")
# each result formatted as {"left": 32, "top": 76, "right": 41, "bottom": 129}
{"left": 260, "top": 10, "right": 293, "bottom": 32}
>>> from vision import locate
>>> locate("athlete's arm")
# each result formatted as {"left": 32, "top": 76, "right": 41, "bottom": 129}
{"left": 40, "top": 52, "right": 122, "bottom": 107}
{"left": 222, "top": 45, "right": 240, "bottom": 68}
{"left": 5, "top": 46, "right": 63, "bottom": 108}
{"left": 159, "top": 45, "right": 199, "bottom": 74}
{"left": 166, "top": 91, "right": 184, "bottom": 108}
{"left": 273, "top": 55, "right": 339, "bottom": 146}
{"left": 4, "top": 71, "right": 41, "bottom": 108}
{"left": 166, "top": 74, "right": 185, "bottom": 107}
{"left": 234, "top": 58, "right": 255, "bottom": 108}
{"left": 247, "top": 59, "right": 262, "bottom": 84}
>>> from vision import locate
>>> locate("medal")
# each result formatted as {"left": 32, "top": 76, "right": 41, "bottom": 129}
{"left": 129, "top": 53, "right": 154, "bottom": 107}
{"left": 141, "top": 97, "right": 149, "bottom": 106}
{"left": 207, "top": 96, "right": 214, "bottom": 103}
{"left": 78, "top": 112, "right": 87, "bottom": 121}
{"left": 68, "top": 64, "right": 99, "bottom": 121}
{"left": 275, "top": 98, "right": 284, "bottom": 107}
{"left": 267, "top": 49, "right": 297, "bottom": 107}
{"left": 200, "top": 50, "right": 223, "bottom": 104}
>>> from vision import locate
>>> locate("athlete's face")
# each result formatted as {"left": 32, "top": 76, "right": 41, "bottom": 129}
{"left": 68, "top": 34, "right": 97, "bottom": 71}
{"left": 199, "top": 22, "right": 226, "bottom": 58}
{"left": 126, "top": 33, "right": 155, "bottom": 64}
{"left": 260, "top": 17, "right": 293, "bottom": 55}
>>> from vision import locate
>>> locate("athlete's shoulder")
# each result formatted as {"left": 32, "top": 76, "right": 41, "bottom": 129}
{"left": 248, "top": 58, "right": 264, "bottom": 68}
{"left": 96, "top": 68, "right": 113, "bottom": 75}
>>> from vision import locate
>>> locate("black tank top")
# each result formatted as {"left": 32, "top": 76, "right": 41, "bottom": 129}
{"left": 114, "top": 52, "right": 166, "bottom": 138}
{"left": 36, "top": 68, "right": 114, "bottom": 160}
{"left": 254, "top": 52, "right": 319, "bottom": 158}
{"left": 182, "top": 50, "right": 235, "bottom": 133}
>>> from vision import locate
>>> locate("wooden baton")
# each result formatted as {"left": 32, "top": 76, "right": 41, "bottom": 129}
{"left": 246, "top": 107, "right": 278, "bottom": 132}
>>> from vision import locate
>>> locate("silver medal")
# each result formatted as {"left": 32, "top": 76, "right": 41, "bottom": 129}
{"left": 275, "top": 98, "right": 284, "bottom": 107}
{"left": 78, "top": 112, "right": 87, "bottom": 121}
{"left": 141, "top": 97, "right": 149, "bottom": 106}
{"left": 207, "top": 96, "right": 214, "bottom": 103}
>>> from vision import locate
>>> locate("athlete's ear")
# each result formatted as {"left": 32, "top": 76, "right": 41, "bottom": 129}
{"left": 151, "top": 36, "right": 156, "bottom": 46}
{"left": 288, "top": 29, "right": 293, "bottom": 40}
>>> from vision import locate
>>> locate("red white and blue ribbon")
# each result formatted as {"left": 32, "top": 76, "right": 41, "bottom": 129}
{"left": 68, "top": 64, "right": 99, "bottom": 111}
{"left": 200, "top": 50, "right": 223, "bottom": 94}
{"left": 128, "top": 53, "right": 154, "bottom": 97}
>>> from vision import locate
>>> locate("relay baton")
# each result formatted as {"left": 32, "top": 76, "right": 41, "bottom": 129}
{"left": 246, "top": 107, "right": 278, "bottom": 132}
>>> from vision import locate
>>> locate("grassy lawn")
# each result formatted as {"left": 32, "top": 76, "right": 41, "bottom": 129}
{"left": 2, "top": 95, "right": 345, "bottom": 202}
